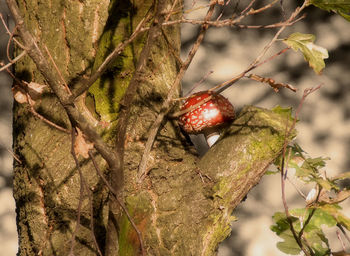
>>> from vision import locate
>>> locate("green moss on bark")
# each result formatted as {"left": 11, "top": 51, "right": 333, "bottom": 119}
{"left": 88, "top": 0, "right": 153, "bottom": 124}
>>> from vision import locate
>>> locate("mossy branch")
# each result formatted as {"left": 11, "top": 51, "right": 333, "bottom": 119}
{"left": 129, "top": 106, "right": 295, "bottom": 255}
{"left": 197, "top": 105, "right": 294, "bottom": 255}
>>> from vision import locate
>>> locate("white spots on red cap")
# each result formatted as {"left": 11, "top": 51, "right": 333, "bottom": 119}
{"left": 178, "top": 91, "right": 235, "bottom": 133}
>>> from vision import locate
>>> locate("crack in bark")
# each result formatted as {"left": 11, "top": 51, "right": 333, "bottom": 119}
{"left": 61, "top": 7, "right": 70, "bottom": 77}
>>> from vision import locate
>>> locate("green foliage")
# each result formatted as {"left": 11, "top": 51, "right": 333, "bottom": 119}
{"left": 283, "top": 32, "right": 328, "bottom": 74}
{"left": 307, "top": 0, "right": 350, "bottom": 21}
{"left": 271, "top": 208, "right": 336, "bottom": 255}
{"left": 271, "top": 143, "right": 350, "bottom": 255}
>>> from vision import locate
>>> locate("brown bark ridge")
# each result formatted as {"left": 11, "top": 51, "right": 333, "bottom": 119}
{"left": 11, "top": 0, "right": 295, "bottom": 255}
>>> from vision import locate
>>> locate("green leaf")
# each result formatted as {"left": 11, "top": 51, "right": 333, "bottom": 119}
{"left": 276, "top": 232, "right": 302, "bottom": 255}
{"left": 321, "top": 204, "right": 350, "bottom": 230}
{"left": 308, "top": 0, "right": 350, "bottom": 21}
{"left": 271, "top": 212, "right": 302, "bottom": 255}
{"left": 272, "top": 209, "right": 335, "bottom": 255}
{"left": 283, "top": 32, "right": 328, "bottom": 74}
{"left": 305, "top": 228, "right": 330, "bottom": 256}
{"left": 289, "top": 208, "right": 337, "bottom": 228}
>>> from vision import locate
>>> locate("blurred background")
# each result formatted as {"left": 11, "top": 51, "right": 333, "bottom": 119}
{"left": 181, "top": 1, "right": 350, "bottom": 255}
{"left": 0, "top": 0, "right": 349, "bottom": 255}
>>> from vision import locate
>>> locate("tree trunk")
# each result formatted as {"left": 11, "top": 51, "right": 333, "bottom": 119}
{"left": 12, "top": 0, "right": 294, "bottom": 255}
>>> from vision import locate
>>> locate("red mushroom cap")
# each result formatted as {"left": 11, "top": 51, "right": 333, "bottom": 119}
{"left": 178, "top": 91, "right": 235, "bottom": 134}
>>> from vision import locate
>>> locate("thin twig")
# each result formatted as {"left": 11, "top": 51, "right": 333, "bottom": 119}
{"left": 280, "top": 86, "right": 321, "bottom": 256}
{"left": 0, "top": 13, "right": 26, "bottom": 50}
{"left": 28, "top": 103, "right": 70, "bottom": 133}
{"left": 88, "top": 188, "right": 103, "bottom": 256}
{"left": 184, "top": 70, "right": 214, "bottom": 97}
{"left": 210, "top": 4, "right": 306, "bottom": 94}
{"left": 164, "top": 0, "right": 179, "bottom": 22}
{"left": 336, "top": 230, "right": 347, "bottom": 252}
{"left": 68, "top": 128, "right": 86, "bottom": 256}
{"left": 247, "top": 0, "right": 279, "bottom": 15}
{"left": 240, "top": 0, "right": 256, "bottom": 15}
{"left": 70, "top": 128, "right": 102, "bottom": 256}
{"left": 170, "top": 94, "right": 213, "bottom": 118}
{"left": 298, "top": 207, "right": 317, "bottom": 241}
{"left": 250, "top": 46, "right": 291, "bottom": 70}
{"left": 337, "top": 224, "right": 350, "bottom": 246}
{"left": 161, "top": 27, "right": 184, "bottom": 66}
{"left": 137, "top": 2, "right": 217, "bottom": 181}
{"left": 160, "top": 14, "right": 302, "bottom": 28}
{"left": 88, "top": 151, "right": 145, "bottom": 256}
{"left": 248, "top": 2, "right": 307, "bottom": 70}
{"left": 43, "top": 45, "right": 71, "bottom": 95}
{"left": 0, "top": 50, "right": 26, "bottom": 72}
{"left": 286, "top": 177, "right": 306, "bottom": 199}
{"left": 6, "top": 148, "right": 22, "bottom": 164}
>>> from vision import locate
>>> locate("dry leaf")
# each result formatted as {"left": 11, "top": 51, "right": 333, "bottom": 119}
{"left": 27, "top": 82, "right": 46, "bottom": 94}
{"left": 26, "top": 81, "right": 47, "bottom": 100}
{"left": 74, "top": 128, "right": 94, "bottom": 159}
{"left": 12, "top": 86, "right": 28, "bottom": 104}
{"left": 248, "top": 74, "right": 297, "bottom": 92}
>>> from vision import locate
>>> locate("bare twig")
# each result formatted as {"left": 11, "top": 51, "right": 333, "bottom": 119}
{"left": 248, "top": 46, "right": 291, "bottom": 70}
{"left": 170, "top": 94, "right": 213, "bottom": 118}
{"left": 210, "top": 3, "right": 306, "bottom": 94}
{"left": 247, "top": 73, "right": 297, "bottom": 93}
{"left": 6, "top": 147, "right": 22, "bottom": 164}
{"left": 161, "top": 27, "right": 184, "bottom": 66}
{"left": 69, "top": 128, "right": 102, "bottom": 256}
{"left": 68, "top": 128, "right": 86, "bottom": 256}
{"left": 160, "top": 13, "right": 303, "bottom": 29}
{"left": 28, "top": 104, "right": 70, "bottom": 133}
{"left": 247, "top": 0, "right": 279, "bottom": 15}
{"left": 336, "top": 230, "right": 347, "bottom": 252}
{"left": 88, "top": 151, "right": 145, "bottom": 256}
{"left": 0, "top": 50, "right": 26, "bottom": 72}
{"left": 137, "top": 2, "right": 217, "bottom": 181}
{"left": 279, "top": 85, "right": 321, "bottom": 256}
{"left": 337, "top": 224, "right": 350, "bottom": 246}
{"left": 286, "top": 177, "right": 306, "bottom": 199}
{"left": 0, "top": 13, "right": 26, "bottom": 50}
{"left": 87, "top": 188, "right": 103, "bottom": 256}
{"left": 43, "top": 45, "right": 71, "bottom": 95}
{"left": 240, "top": 0, "right": 256, "bottom": 15}
{"left": 248, "top": 2, "right": 307, "bottom": 70}
{"left": 164, "top": 0, "right": 179, "bottom": 22}
{"left": 184, "top": 70, "right": 214, "bottom": 97}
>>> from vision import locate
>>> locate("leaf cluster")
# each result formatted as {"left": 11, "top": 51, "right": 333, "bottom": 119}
{"left": 308, "top": 0, "right": 350, "bottom": 21}
{"left": 271, "top": 144, "right": 350, "bottom": 255}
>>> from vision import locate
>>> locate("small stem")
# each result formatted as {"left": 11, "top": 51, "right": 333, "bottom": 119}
{"left": 203, "top": 128, "right": 220, "bottom": 147}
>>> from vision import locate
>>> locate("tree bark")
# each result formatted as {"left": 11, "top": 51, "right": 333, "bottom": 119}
{"left": 11, "top": 0, "right": 294, "bottom": 255}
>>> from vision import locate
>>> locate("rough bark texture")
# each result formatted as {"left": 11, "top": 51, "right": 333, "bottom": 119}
{"left": 12, "top": 0, "right": 294, "bottom": 255}
{"left": 13, "top": 1, "right": 110, "bottom": 255}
